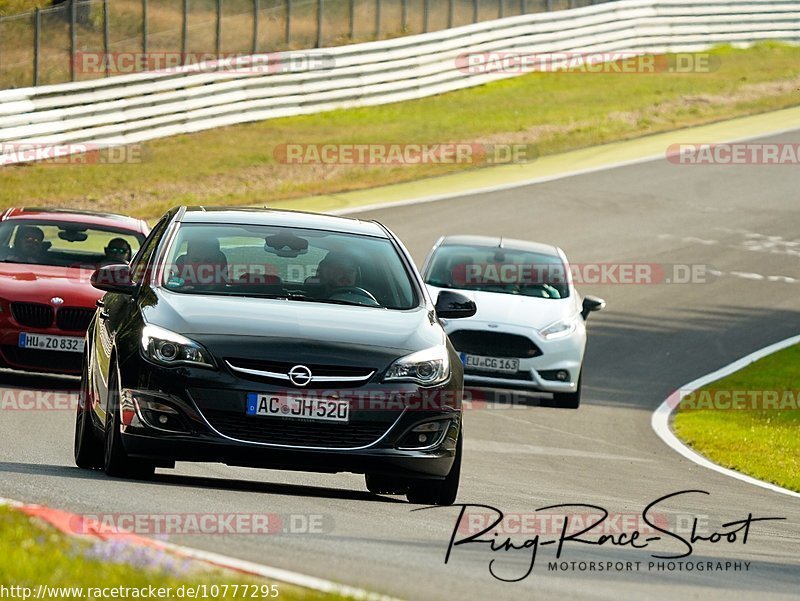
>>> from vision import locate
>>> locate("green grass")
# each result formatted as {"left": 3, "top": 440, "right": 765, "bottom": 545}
{"left": 0, "top": 505, "right": 349, "bottom": 600}
{"left": 1, "top": 43, "right": 800, "bottom": 220}
{"left": 673, "top": 344, "right": 800, "bottom": 492}
{"left": 0, "top": 0, "right": 48, "bottom": 16}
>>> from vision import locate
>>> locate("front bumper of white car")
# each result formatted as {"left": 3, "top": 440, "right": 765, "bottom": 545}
{"left": 442, "top": 321, "right": 586, "bottom": 394}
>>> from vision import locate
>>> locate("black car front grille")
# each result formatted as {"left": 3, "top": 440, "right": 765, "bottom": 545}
{"left": 1, "top": 345, "right": 82, "bottom": 373}
{"left": 10, "top": 303, "right": 54, "bottom": 328}
{"left": 225, "top": 358, "right": 375, "bottom": 388}
{"left": 56, "top": 307, "right": 94, "bottom": 332}
{"left": 448, "top": 330, "right": 542, "bottom": 358}
{"left": 203, "top": 411, "right": 389, "bottom": 448}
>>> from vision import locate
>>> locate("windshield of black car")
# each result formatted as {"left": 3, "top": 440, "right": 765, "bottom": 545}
{"left": 160, "top": 223, "right": 418, "bottom": 310}
{"left": 0, "top": 220, "right": 144, "bottom": 268}
{"left": 424, "top": 244, "right": 571, "bottom": 299}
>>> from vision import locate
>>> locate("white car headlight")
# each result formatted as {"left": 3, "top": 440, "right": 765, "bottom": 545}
{"left": 539, "top": 315, "right": 579, "bottom": 340}
{"left": 384, "top": 344, "right": 450, "bottom": 386}
{"left": 141, "top": 324, "right": 215, "bottom": 368}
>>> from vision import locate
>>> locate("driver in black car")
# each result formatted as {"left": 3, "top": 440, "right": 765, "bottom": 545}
{"left": 317, "top": 251, "right": 361, "bottom": 294}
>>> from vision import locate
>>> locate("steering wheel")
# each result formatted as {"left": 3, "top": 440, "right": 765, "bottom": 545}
{"left": 328, "top": 286, "right": 381, "bottom": 306}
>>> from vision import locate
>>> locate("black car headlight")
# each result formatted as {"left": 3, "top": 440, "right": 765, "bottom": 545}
{"left": 384, "top": 344, "right": 450, "bottom": 386}
{"left": 140, "top": 324, "right": 215, "bottom": 369}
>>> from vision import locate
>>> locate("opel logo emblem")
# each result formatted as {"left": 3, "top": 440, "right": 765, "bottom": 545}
{"left": 288, "top": 365, "right": 313, "bottom": 387}
{"left": 50, "top": 297, "right": 64, "bottom": 305}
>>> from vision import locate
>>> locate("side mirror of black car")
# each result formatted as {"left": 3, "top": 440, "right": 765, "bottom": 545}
{"left": 91, "top": 264, "right": 137, "bottom": 295}
{"left": 581, "top": 295, "right": 606, "bottom": 320}
{"left": 435, "top": 291, "right": 477, "bottom": 319}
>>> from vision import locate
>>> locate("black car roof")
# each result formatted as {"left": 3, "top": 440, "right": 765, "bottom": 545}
{"left": 177, "top": 207, "right": 388, "bottom": 237}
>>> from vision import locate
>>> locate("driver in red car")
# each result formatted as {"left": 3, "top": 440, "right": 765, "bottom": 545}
{"left": 6, "top": 226, "right": 46, "bottom": 263}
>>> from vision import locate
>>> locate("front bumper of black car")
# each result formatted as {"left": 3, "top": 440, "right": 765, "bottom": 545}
{"left": 115, "top": 354, "right": 463, "bottom": 480}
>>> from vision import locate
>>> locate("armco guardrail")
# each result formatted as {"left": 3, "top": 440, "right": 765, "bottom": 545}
{"left": 1, "top": 0, "right": 799, "bottom": 165}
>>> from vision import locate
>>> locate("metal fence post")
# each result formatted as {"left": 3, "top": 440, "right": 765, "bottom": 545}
{"left": 33, "top": 8, "right": 41, "bottom": 86}
{"left": 499, "top": 0, "right": 505, "bottom": 18}
{"left": 448, "top": 0, "right": 454, "bottom": 28}
{"left": 423, "top": 0, "right": 430, "bottom": 32}
{"left": 286, "top": 0, "right": 292, "bottom": 46}
{"left": 401, "top": 0, "right": 407, "bottom": 31}
{"left": 69, "top": 0, "right": 76, "bottom": 82}
{"left": 522, "top": 0, "right": 527, "bottom": 13}
{"left": 316, "top": 0, "right": 323, "bottom": 47}
{"left": 375, "top": 0, "right": 380, "bottom": 38}
{"left": 181, "top": 0, "right": 188, "bottom": 62}
{"left": 473, "top": 0, "right": 479, "bottom": 23}
{"left": 142, "top": 0, "right": 148, "bottom": 55}
{"left": 349, "top": 0, "right": 354, "bottom": 39}
{"left": 253, "top": 0, "right": 259, "bottom": 53}
{"left": 546, "top": 0, "right": 552, "bottom": 10}
{"left": 103, "top": 0, "right": 109, "bottom": 77}
{"left": 216, "top": 0, "right": 222, "bottom": 57}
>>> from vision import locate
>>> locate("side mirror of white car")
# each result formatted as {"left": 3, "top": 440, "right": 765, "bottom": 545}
{"left": 581, "top": 295, "right": 606, "bottom": 320}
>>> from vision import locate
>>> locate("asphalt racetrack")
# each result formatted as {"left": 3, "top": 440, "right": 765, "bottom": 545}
{"left": 2, "top": 130, "right": 799, "bottom": 600}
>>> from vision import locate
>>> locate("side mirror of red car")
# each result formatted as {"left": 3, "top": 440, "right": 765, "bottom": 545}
{"left": 91, "top": 264, "right": 137, "bottom": 295}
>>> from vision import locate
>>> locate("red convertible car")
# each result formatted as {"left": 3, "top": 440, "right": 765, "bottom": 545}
{"left": 0, "top": 208, "right": 149, "bottom": 375}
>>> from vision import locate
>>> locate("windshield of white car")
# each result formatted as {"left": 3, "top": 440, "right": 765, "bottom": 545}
{"left": 0, "top": 220, "right": 144, "bottom": 268}
{"left": 424, "top": 244, "right": 571, "bottom": 299}
{"left": 160, "top": 223, "right": 418, "bottom": 310}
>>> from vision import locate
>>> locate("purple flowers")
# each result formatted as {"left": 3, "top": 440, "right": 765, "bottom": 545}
{"left": 83, "top": 539, "right": 193, "bottom": 576}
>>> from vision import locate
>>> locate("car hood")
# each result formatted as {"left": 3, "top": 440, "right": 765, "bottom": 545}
{"left": 0, "top": 263, "right": 101, "bottom": 306}
{"left": 428, "top": 285, "right": 577, "bottom": 329}
{"left": 144, "top": 289, "right": 442, "bottom": 353}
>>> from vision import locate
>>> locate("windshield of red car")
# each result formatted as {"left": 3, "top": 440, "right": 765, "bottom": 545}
{"left": 0, "top": 220, "right": 145, "bottom": 269}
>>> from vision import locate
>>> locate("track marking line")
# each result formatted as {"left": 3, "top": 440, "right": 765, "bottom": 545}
{"left": 651, "top": 335, "right": 800, "bottom": 499}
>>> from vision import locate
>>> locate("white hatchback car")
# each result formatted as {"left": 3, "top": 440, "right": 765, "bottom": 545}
{"left": 422, "top": 235, "right": 604, "bottom": 408}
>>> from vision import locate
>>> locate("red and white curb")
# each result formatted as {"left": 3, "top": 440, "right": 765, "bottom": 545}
{"left": 651, "top": 334, "right": 800, "bottom": 499}
{"left": 0, "top": 496, "right": 400, "bottom": 601}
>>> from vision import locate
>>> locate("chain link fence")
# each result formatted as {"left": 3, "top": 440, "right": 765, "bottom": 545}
{"left": 0, "top": 0, "right": 611, "bottom": 88}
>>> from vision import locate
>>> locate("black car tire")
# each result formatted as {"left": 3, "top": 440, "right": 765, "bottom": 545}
{"left": 406, "top": 431, "right": 462, "bottom": 506}
{"left": 74, "top": 355, "right": 103, "bottom": 469}
{"left": 365, "top": 474, "right": 410, "bottom": 495}
{"left": 103, "top": 366, "right": 155, "bottom": 480}
{"left": 553, "top": 373, "right": 581, "bottom": 409}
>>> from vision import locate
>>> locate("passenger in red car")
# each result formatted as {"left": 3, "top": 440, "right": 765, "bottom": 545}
{"left": 102, "top": 238, "right": 132, "bottom": 265}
